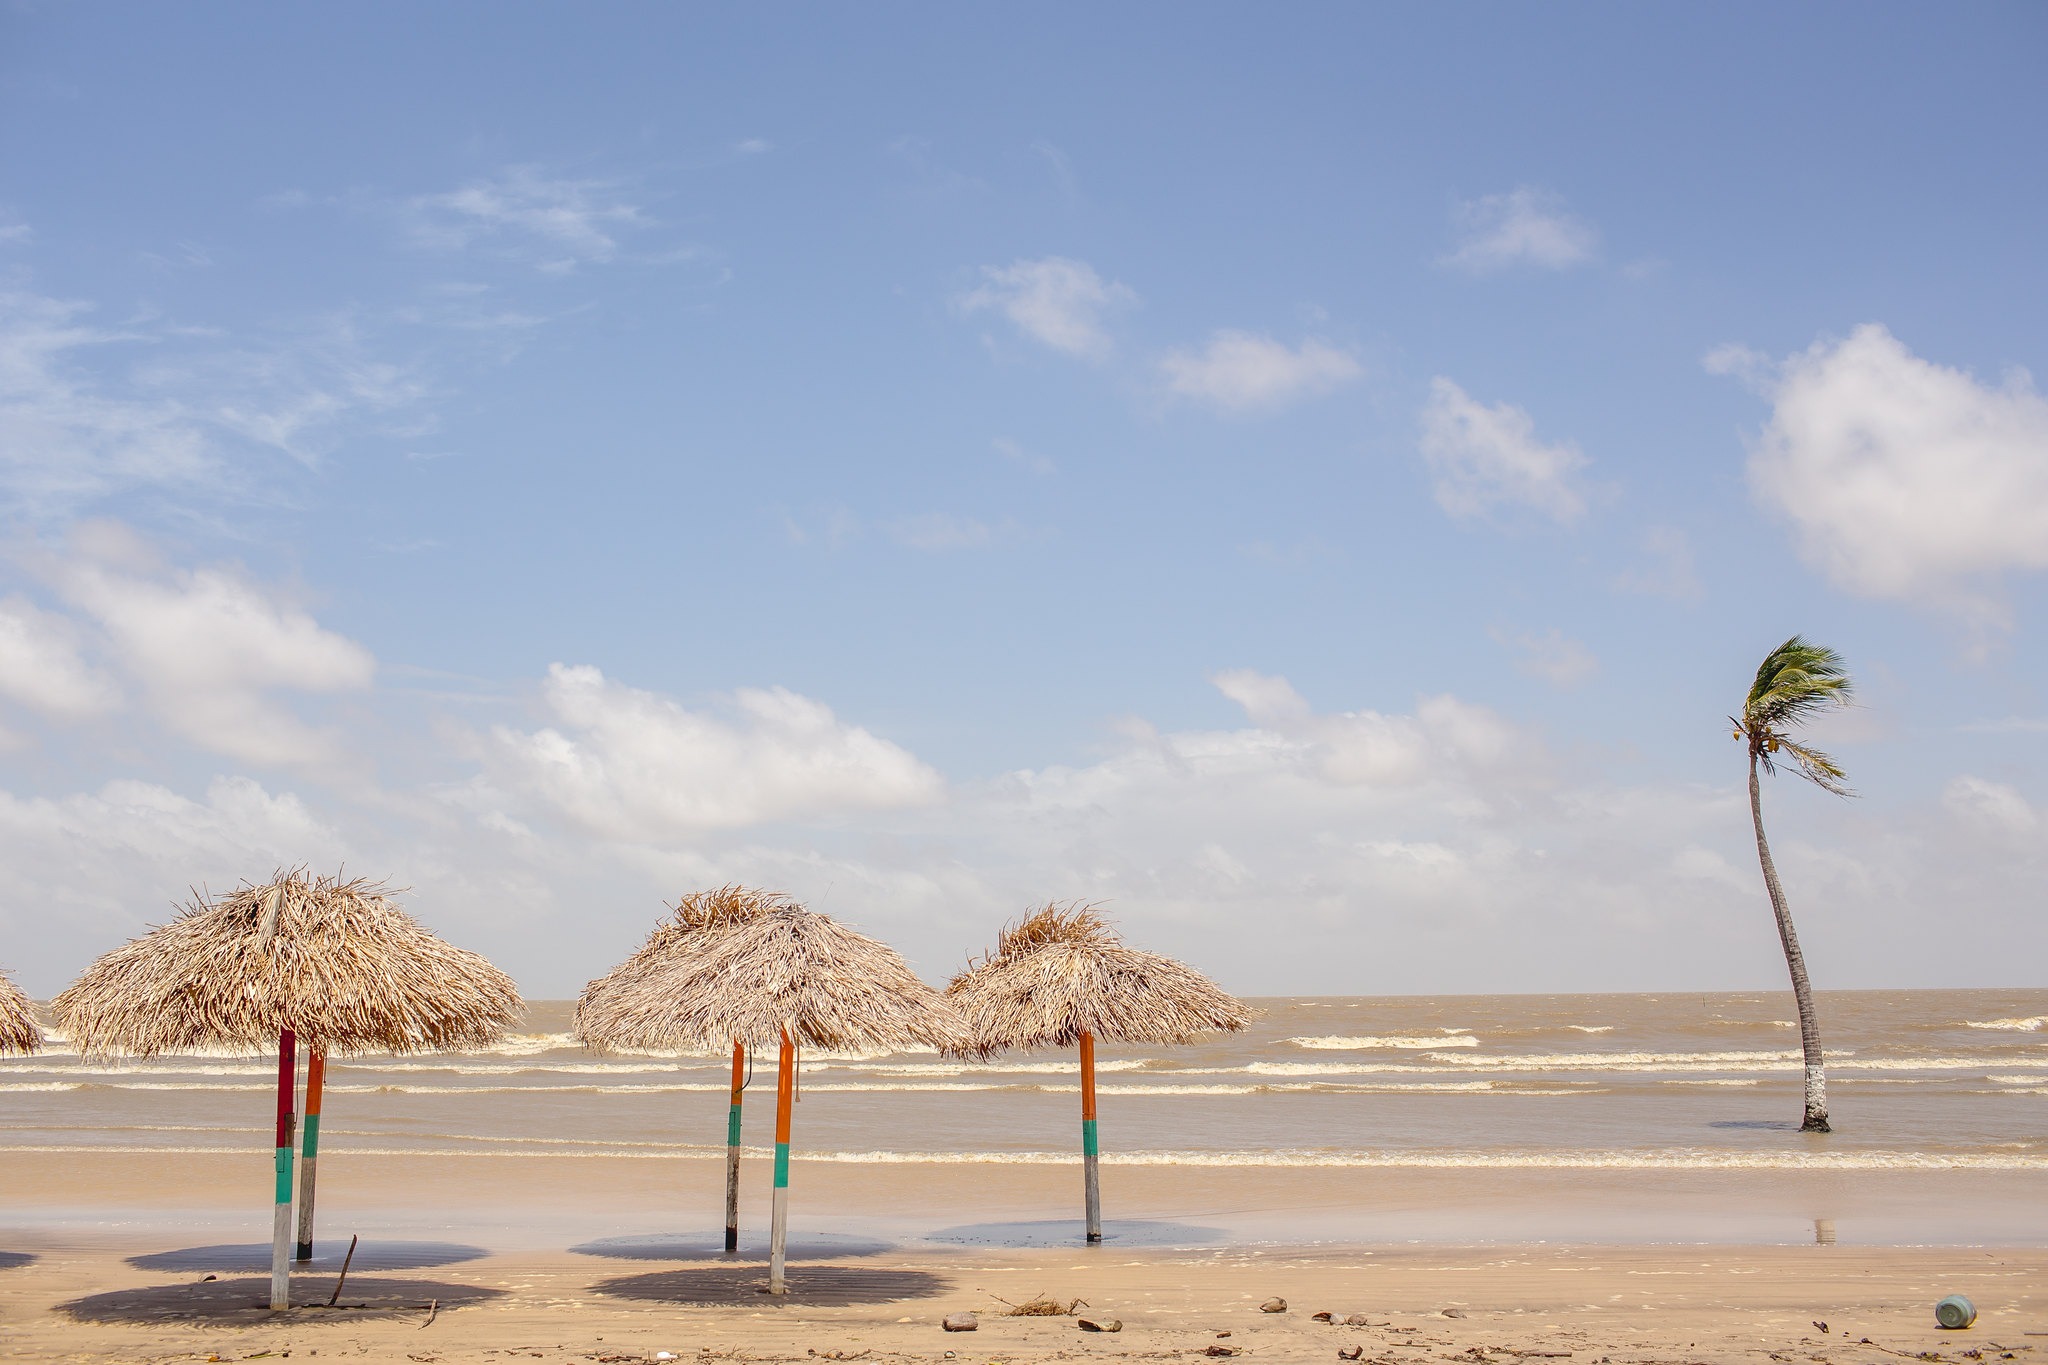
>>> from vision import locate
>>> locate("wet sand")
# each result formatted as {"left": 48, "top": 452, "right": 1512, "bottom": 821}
{"left": 3, "top": 1150, "right": 2045, "bottom": 1363}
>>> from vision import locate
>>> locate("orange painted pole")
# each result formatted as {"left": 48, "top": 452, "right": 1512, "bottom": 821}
{"left": 768, "top": 1029, "right": 795, "bottom": 1293}
{"left": 295, "top": 1049, "right": 325, "bottom": 1260}
{"left": 725, "top": 1040, "right": 745, "bottom": 1253}
{"left": 1080, "top": 1030, "right": 1101, "bottom": 1243}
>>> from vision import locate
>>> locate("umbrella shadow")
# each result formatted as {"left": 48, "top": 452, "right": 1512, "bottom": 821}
{"left": 0, "top": 1251, "right": 34, "bottom": 1271}
{"left": 926, "top": 1217, "right": 1228, "bottom": 1248}
{"left": 571, "top": 1231, "right": 893, "bottom": 1263}
{"left": 594, "top": 1263, "right": 947, "bottom": 1307}
{"left": 59, "top": 1275, "right": 505, "bottom": 1325}
{"left": 128, "top": 1239, "right": 489, "bottom": 1274}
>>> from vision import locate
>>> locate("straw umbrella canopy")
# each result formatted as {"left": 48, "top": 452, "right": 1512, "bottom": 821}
{"left": 52, "top": 869, "right": 522, "bottom": 1309}
{"left": 579, "top": 899, "right": 970, "bottom": 1294}
{"left": 0, "top": 968, "right": 40, "bottom": 1055}
{"left": 947, "top": 903, "right": 1249, "bottom": 1243}
{"left": 574, "top": 885, "right": 794, "bottom": 1252}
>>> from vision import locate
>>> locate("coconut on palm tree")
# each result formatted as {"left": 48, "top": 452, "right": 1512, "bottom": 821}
{"left": 1732, "top": 635, "right": 1853, "bottom": 1133}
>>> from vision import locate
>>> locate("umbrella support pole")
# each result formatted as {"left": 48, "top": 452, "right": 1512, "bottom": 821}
{"left": 296, "top": 1049, "right": 325, "bottom": 1261}
{"left": 768, "top": 1030, "right": 794, "bottom": 1294}
{"left": 1081, "top": 1030, "right": 1101, "bottom": 1244}
{"left": 271, "top": 1028, "right": 297, "bottom": 1310}
{"left": 725, "top": 1040, "right": 744, "bottom": 1254}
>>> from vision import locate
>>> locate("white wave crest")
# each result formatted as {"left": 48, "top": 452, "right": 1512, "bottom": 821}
{"left": 1289, "top": 1034, "right": 1481, "bottom": 1050}
{"left": 1966, "top": 1016, "right": 2048, "bottom": 1033}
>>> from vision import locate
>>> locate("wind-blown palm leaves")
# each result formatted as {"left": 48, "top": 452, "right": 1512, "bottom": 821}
{"left": 53, "top": 870, "right": 522, "bottom": 1308}
{"left": 575, "top": 885, "right": 793, "bottom": 1252}
{"left": 1732, "top": 636, "right": 1854, "bottom": 1133}
{"left": 0, "top": 968, "right": 40, "bottom": 1055}
{"left": 577, "top": 896, "right": 969, "bottom": 1294}
{"left": 948, "top": 903, "right": 1248, "bottom": 1242}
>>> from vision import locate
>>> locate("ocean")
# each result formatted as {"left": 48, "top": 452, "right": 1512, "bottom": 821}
{"left": 5, "top": 989, "right": 2043, "bottom": 1176}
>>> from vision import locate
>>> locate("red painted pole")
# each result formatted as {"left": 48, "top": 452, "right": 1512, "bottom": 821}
{"left": 270, "top": 1028, "right": 297, "bottom": 1309}
{"left": 1081, "top": 1030, "right": 1101, "bottom": 1243}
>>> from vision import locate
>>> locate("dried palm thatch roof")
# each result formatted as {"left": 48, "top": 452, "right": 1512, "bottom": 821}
{"left": 52, "top": 870, "right": 523, "bottom": 1059}
{"left": 575, "top": 900, "right": 970, "bottom": 1054}
{"left": 574, "top": 885, "right": 791, "bottom": 1043}
{"left": 0, "top": 968, "right": 40, "bottom": 1055}
{"left": 947, "top": 903, "right": 1249, "bottom": 1056}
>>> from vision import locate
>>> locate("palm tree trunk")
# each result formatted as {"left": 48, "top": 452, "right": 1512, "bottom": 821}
{"left": 1749, "top": 750, "right": 1830, "bottom": 1132}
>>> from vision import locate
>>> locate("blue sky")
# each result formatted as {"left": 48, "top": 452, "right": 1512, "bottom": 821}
{"left": 1, "top": 3, "right": 2043, "bottom": 997}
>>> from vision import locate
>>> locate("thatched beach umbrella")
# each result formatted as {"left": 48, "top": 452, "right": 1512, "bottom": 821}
{"left": 576, "top": 898, "right": 970, "bottom": 1294}
{"left": 0, "top": 968, "right": 41, "bottom": 1055}
{"left": 947, "top": 904, "right": 1249, "bottom": 1243}
{"left": 52, "top": 871, "right": 522, "bottom": 1310}
{"left": 575, "top": 885, "right": 794, "bottom": 1254}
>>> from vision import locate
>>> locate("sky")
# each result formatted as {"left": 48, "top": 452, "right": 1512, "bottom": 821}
{"left": 0, "top": 3, "right": 2043, "bottom": 999}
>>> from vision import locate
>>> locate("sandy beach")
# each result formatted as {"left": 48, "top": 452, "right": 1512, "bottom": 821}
{"left": 4, "top": 1148, "right": 2044, "bottom": 1364}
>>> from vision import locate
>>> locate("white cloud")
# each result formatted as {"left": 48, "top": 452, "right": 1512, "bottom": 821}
{"left": 46, "top": 524, "right": 376, "bottom": 767}
{"left": 0, "top": 775, "right": 350, "bottom": 984}
{"left": 1726, "top": 324, "right": 2048, "bottom": 622}
{"left": 404, "top": 166, "right": 652, "bottom": 271}
{"left": 1420, "top": 377, "right": 1591, "bottom": 524}
{"left": 0, "top": 288, "right": 429, "bottom": 514}
{"left": 1159, "top": 331, "right": 1362, "bottom": 412}
{"left": 483, "top": 664, "right": 944, "bottom": 838}
{"left": 1495, "top": 627, "right": 1598, "bottom": 688}
{"left": 1942, "top": 775, "right": 2038, "bottom": 837}
{"left": 1443, "top": 187, "right": 1600, "bottom": 273}
{"left": 0, "top": 594, "right": 121, "bottom": 719}
{"left": 1202, "top": 670, "right": 1537, "bottom": 789}
{"left": 958, "top": 257, "right": 1135, "bottom": 359}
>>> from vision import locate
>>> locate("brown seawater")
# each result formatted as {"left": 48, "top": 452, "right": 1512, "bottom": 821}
{"left": 6, "top": 990, "right": 2042, "bottom": 1176}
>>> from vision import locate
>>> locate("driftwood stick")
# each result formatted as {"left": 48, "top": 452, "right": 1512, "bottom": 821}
{"left": 420, "top": 1297, "right": 439, "bottom": 1329}
{"left": 326, "top": 1233, "right": 358, "bottom": 1307}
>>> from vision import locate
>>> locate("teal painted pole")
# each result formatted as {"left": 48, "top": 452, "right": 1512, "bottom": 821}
{"left": 1080, "top": 1030, "right": 1101, "bottom": 1244}
{"left": 768, "top": 1030, "right": 794, "bottom": 1294}
{"left": 295, "top": 1049, "right": 324, "bottom": 1260}
{"left": 725, "top": 1040, "right": 744, "bottom": 1254}
{"left": 270, "top": 1028, "right": 297, "bottom": 1309}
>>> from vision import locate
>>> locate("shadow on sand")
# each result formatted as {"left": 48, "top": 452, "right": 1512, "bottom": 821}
{"left": 60, "top": 1275, "right": 505, "bottom": 1325}
{"left": 926, "top": 1217, "right": 1227, "bottom": 1248}
{"left": 594, "top": 1263, "right": 947, "bottom": 1308}
{"left": 571, "top": 1231, "right": 893, "bottom": 1263}
{"left": 0, "top": 1251, "right": 35, "bottom": 1272}
{"left": 128, "top": 1239, "right": 489, "bottom": 1274}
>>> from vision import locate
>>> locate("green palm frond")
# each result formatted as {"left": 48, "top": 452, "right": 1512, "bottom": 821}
{"left": 1737, "top": 635, "right": 1856, "bottom": 796}
{"left": 1777, "top": 737, "right": 1852, "bottom": 796}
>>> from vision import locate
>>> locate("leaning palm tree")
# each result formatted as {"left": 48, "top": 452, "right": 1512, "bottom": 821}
{"left": 1732, "top": 635, "right": 1853, "bottom": 1133}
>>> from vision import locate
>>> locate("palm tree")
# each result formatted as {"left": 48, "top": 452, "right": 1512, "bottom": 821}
{"left": 1731, "top": 636, "right": 1853, "bottom": 1133}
